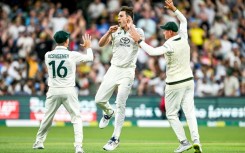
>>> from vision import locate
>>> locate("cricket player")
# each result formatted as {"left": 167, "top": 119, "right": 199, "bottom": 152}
{"left": 129, "top": 0, "right": 202, "bottom": 153}
{"left": 95, "top": 6, "right": 144, "bottom": 151}
{"left": 33, "top": 31, "right": 93, "bottom": 153}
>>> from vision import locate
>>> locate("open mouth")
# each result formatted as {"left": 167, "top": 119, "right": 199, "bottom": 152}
{"left": 118, "top": 23, "right": 122, "bottom": 28}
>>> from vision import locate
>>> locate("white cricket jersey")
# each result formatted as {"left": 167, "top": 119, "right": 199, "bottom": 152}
{"left": 110, "top": 27, "right": 144, "bottom": 68}
{"left": 139, "top": 10, "right": 193, "bottom": 83}
{"left": 163, "top": 35, "right": 193, "bottom": 83}
{"left": 45, "top": 46, "right": 93, "bottom": 87}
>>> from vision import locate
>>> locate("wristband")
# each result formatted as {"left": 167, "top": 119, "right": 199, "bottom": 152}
{"left": 137, "top": 39, "right": 142, "bottom": 44}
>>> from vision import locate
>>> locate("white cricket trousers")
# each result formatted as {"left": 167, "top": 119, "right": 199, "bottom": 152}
{"left": 35, "top": 87, "right": 83, "bottom": 147}
{"left": 165, "top": 80, "right": 200, "bottom": 142}
{"left": 95, "top": 65, "right": 135, "bottom": 138}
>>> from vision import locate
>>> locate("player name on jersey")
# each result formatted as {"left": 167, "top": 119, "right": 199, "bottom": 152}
{"left": 48, "top": 54, "right": 69, "bottom": 59}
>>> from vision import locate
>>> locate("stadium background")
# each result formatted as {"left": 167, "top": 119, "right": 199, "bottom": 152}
{"left": 0, "top": 0, "right": 245, "bottom": 152}
{"left": 0, "top": 0, "right": 244, "bottom": 97}
{"left": 0, "top": 0, "right": 245, "bottom": 126}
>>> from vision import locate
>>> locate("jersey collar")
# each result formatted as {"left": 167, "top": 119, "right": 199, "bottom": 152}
{"left": 55, "top": 46, "right": 68, "bottom": 50}
{"left": 119, "top": 24, "right": 136, "bottom": 33}
{"left": 168, "top": 34, "right": 181, "bottom": 42}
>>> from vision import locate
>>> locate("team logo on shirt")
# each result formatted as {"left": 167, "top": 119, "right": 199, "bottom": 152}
{"left": 120, "top": 37, "right": 130, "bottom": 47}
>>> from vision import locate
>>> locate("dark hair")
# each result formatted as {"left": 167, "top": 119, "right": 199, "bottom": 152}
{"left": 120, "top": 6, "right": 134, "bottom": 20}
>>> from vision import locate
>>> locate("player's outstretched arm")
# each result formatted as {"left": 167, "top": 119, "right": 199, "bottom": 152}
{"left": 165, "top": 0, "right": 188, "bottom": 39}
{"left": 98, "top": 25, "right": 118, "bottom": 47}
{"left": 79, "top": 34, "right": 93, "bottom": 62}
{"left": 128, "top": 27, "right": 172, "bottom": 56}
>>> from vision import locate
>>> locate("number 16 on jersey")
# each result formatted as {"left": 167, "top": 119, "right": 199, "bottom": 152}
{"left": 48, "top": 60, "right": 68, "bottom": 78}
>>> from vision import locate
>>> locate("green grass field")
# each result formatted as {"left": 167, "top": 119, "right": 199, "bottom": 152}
{"left": 0, "top": 126, "right": 245, "bottom": 153}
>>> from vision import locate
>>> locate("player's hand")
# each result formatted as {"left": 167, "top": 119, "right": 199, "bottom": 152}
{"left": 128, "top": 28, "right": 141, "bottom": 43}
{"left": 126, "top": 18, "right": 133, "bottom": 30}
{"left": 80, "top": 34, "right": 91, "bottom": 49}
{"left": 164, "top": 0, "right": 177, "bottom": 11}
{"left": 108, "top": 25, "right": 118, "bottom": 34}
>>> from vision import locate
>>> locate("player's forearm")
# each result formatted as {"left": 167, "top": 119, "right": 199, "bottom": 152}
{"left": 170, "top": 6, "right": 177, "bottom": 12}
{"left": 174, "top": 9, "right": 188, "bottom": 39}
{"left": 174, "top": 9, "right": 187, "bottom": 25}
{"left": 98, "top": 31, "right": 111, "bottom": 47}
{"left": 139, "top": 41, "right": 165, "bottom": 56}
{"left": 85, "top": 48, "right": 94, "bottom": 61}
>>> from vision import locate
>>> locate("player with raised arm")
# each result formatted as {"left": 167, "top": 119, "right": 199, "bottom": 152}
{"left": 33, "top": 31, "right": 93, "bottom": 153}
{"left": 95, "top": 6, "right": 145, "bottom": 151}
{"left": 129, "top": 0, "right": 202, "bottom": 153}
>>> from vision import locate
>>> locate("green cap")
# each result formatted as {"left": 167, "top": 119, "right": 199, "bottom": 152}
{"left": 53, "top": 30, "right": 70, "bottom": 43}
{"left": 160, "top": 22, "right": 178, "bottom": 32}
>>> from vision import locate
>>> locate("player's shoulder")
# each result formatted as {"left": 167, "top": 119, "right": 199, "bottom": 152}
{"left": 69, "top": 50, "right": 79, "bottom": 55}
{"left": 163, "top": 39, "right": 173, "bottom": 49}
{"left": 135, "top": 27, "right": 144, "bottom": 33}
{"left": 112, "top": 28, "right": 122, "bottom": 37}
{"left": 135, "top": 27, "right": 145, "bottom": 36}
{"left": 44, "top": 50, "right": 52, "bottom": 56}
{"left": 69, "top": 50, "right": 83, "bottom": 59}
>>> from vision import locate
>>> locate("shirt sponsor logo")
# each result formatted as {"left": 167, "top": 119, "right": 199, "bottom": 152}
{"left": 120, "top": 37, "right": 130, "bottom": 47}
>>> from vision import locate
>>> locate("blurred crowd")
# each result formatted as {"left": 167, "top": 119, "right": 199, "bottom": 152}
{"left": 0, "top": 0, "right": 244, "bottom": 97}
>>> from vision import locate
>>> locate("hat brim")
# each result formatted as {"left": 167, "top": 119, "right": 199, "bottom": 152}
{"left": 160, "top": 25, "right": 166, "bottom": 29}
{"left": 160, "top": 25, "right": 178, "bottom": 32}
